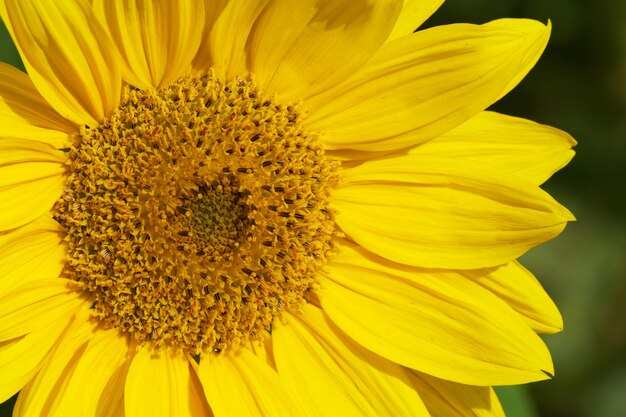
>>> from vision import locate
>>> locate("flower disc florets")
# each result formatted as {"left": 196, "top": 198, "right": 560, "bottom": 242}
{"left": 53, "top": 71, "right": 339, "bottom": 354}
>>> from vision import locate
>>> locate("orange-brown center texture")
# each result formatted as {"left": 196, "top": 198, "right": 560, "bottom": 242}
{"left": 53, "top": 71, "right": 340, "bottom": 354}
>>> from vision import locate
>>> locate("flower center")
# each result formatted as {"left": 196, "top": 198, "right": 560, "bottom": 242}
{"left": 53, "top": 71, "right": 339, "bottom": 354}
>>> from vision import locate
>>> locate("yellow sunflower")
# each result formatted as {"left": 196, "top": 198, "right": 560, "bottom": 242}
{"left": 0, "top": 0, "right": 575, "bottom": 416}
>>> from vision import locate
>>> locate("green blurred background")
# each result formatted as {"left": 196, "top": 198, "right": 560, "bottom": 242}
{"left": 1, "top": 1, "right": 624, "bottom": 416}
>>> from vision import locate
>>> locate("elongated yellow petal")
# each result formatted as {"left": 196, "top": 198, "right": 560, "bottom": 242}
{"left": 0, "top": 314, "right": 70, "bottom": 403}
{"left": 93, "top": 0, "right": 205, "bottom": 89}
{"left": 462, "top": 261, "right": 563, "bottom": 334}
{"left": 90, "top": 354, "right": 129, "bottom": 417}
{"left": 387, "top": 0, "right": 444, "bottom": 41}
{"left": 321, "top": 243, "right": 555, "bottom": 385}
{"left": 0, "top": 161, "right": 64, "bottom": 189}
{"left": 333, "top": 154, "right": 573, "bottom": 269}
{"left": 125, "top": 347, "right": 208, "bottom": 417}
{"left": 409, "top": 372, "right": 505, "bottom": 417}
{"left": 0, "top": 160, "right": 66, "bottom": 231}
{"left": 0, "top": 136, "right": 66, "bottom": 233}
{"left": 46, "top": 328, "right": 130, "bottom": 417}
{"left": 492, "top": 19, "right": 552, "bottom": 99}
{"left": 197, "top": 348, "right": 310, "bottom": 417}
{"left": 410, "top": 111, "right": 576, "bottom": 185}
{"left": 273, "top": 305, "right": 430, "bottom": 417}
{"left": 248, "top": 0, "right": 318, "bottom": 87}
{"left": 191, "top": 0, "right": 227, "bottom": 71}
{"left": 0, "top": 63, "right": 75, "bottom": 145}
{"left": 0, "top": 215, "right": 65, "bottom": 295}
{"left": 208, "top": 0, "right": 269, "bottom": 80}
{"left": 306, "top": 19, "right": 550, "bottom": 152}
{"left": 0, "top": 0, "right": 122, "bottom": 125}
{"left": 252, "top": 0, "right": 403, "bottom": 102}
{"left": 0, "top": 278, "right": 87, "bottom": 341}
{"left": 0, "top": 138, "right": 66, "bottom": 165}
{"left": 13, "top": 313, "right": 95, "bottom": 417}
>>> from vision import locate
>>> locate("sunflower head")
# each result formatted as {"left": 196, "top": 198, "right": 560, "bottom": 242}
{"left": 0, "top": 0, "right": 574, "bottom": 416}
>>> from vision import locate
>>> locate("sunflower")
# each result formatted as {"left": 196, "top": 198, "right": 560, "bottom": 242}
{"left": 0, "top": 0, "right": 575, "bottom": 416}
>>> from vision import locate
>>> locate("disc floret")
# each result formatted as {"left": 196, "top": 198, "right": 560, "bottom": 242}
{"left": 54, "top": 71, "right": 339, "bottom": 354}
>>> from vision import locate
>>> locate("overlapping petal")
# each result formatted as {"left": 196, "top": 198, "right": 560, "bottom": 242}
{"left": 386, "top": 0, "right": 444, "bottom": 41}
{"left": 0, "top": 139, "right": 66, "bottom": 165}
{"left": 93, "top": 0, "right": 205, "bottom": 89}
{"left": 410, "top": 111, "right": 576, "bottom": 185}
{"left": 13, "top": 313, "right": 95, "bottom": 417}
{"left": 409, "top": 372, "right": 506, "bottom": 417}
{"left": 43, "top": 328, "right": 130, "bottom": 417}
{"left": 0, "top": 279, "right": 87, "bottom": 341}
{"left": 208, "top": 0, "right": 269, "bottom": 80}
{"left": 321, "top": 242, "right": 555, "bottom": 385}
{"left": 0, "top": 0, "right": 121, "bottom": 125}
{"left": 332, "top": 154, "right": 573, "bottom": 269}
{"left": 192, "top": 0, "right": 227, "bottom": 71}
{"left": 306, "top": 19, "right": 550, "bottom": 152}
{"left": 90, "top": 353, "right": 128, "bottom": 417}
{"left": 0, "top": 314, "right": 71, "bottom": 403}
{"left": 0, "top": 63, "right": 74, "bottom": 145}
{"left": 0, "top": 214, "right": 65, "bottom": 295}
{"left": 197, "top": 348, "right": 309, "bottom": 417}
{"left": 0, "top": 146, "right": 66, "bottom": 231}
{"left": 249, "top": 0, "right": 403, "bottom": 102}
{"left": 125, "top": 347, "right": 209, "bottom": 417}
{"left": 492, "top": 19, "right": 552, "bottom": 99}
{"left": 462, "top": 261, "right": 563, "bottom": 334}
{"left": 273, "top": 304, "right": 430, "bottom": 417}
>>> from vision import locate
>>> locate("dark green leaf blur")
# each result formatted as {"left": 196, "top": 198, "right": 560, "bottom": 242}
{"left": 1, "top": 1, "right": 624, "bottom": 416}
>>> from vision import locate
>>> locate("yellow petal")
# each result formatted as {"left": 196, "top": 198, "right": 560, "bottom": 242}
{"left": 409, "top": 372, "right": 505, "bottom": 417}
{"left": 252, "top": 0, "right": 403, "bottom": 102}
{"left": 192, "top": 0, "right": 227, "bottom": 71}
{"left": 0, "top": 160, "right": 66, "bottom": 231}
{"left": 410, "top": 111, "right": 576, "bottom": 185}
{"left": 0, "top": 137, "right": 66, "bottom": 234}
{"left": 13, "top": 312, "right": 96, "bottom": 417}
{"left": 0, "top": 161, "right": 64, "bottom": 188}
{"left": 0, "top": 313, "right": 70, "bottom": 403}
{"left": 386, "top": 0, "right": 444, "bottom": 41}
{"left": 248, "top": 0, "right": 318, "bottom": 87}
{"left": 273, "top": 304, "right": 430, "bottom": 417}
{"left": 306, "top": 19, "right": 550, "bottom": 152}
{"left": 0, "top": 138, "right": 66, "bottom": 165}
{"left": 90, "top": 353, "right": 129, "bottom": 417}
{"left": 0, "top": 278, "right": 87, "bottom": 341}
{"left": 320, "top": 243, "right": 555, "bottom": 385}
{"left": 125, "top": 347, "right": 208, "bottom": 417}
{"left": 0, "top": 0, "right": 122, "bottom": 125}
{"left": 46, "top": 328, "right": 130, "bottom": 417}
{"left": 492, "top": 19, "right": 551, "bottom": 99}
{"left": 93, "top": 0, "right": 205, "bottom": 89}
{"left": 333, "top": 154, "right": 573, "bottom": 269}
{"left": 197, "top": 348, "right": 309, "bottom": 417}
{"left": 0, "top": 63, "right": 75, "bottom": 145}
{"left": 0, "top": 214, "right": 66, "bottom": 295}
{"left": 208, "top": 0, "right": 269, "bottom": 80}
{"left": 462, "top": 261, "right": 563, "bottom": 334}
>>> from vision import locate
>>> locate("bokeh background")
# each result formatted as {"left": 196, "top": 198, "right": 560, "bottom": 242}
{"left": 1, "top": 1, "right": 624, "bottom": 416}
